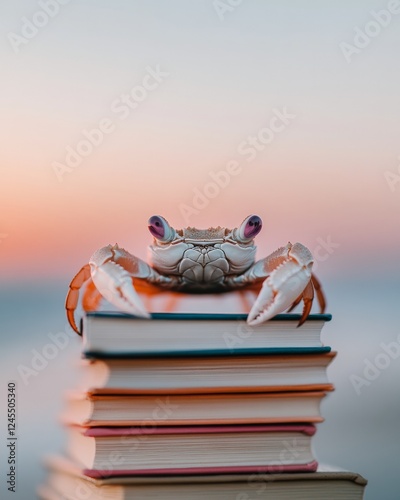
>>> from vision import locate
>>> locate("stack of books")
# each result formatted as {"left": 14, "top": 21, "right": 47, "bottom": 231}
{"left": 39, "top": 312, "right": 367, "bottom": 499}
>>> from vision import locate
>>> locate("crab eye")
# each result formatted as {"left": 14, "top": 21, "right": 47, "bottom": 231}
{"left": 148, "top": 215, "right": 173, "bottom": 242}
{"left": 238, "top": 215, "right": 262, "bottom": 241}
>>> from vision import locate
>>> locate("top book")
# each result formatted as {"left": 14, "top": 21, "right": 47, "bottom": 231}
{"left": 82, "top": 312, "right": 332, "bottom": 356}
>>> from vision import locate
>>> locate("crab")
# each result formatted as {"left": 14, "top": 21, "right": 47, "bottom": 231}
{"left": 66, "top": 215, "right": 326, "bottom": 334}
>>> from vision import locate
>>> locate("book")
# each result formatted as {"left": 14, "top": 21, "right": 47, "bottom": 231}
{"left": 82, "top": 312, "right": 332, "bottom": 356}
{"left": 77, "top": 351, "right": 336, "bottom": 394}
{"left": 62, "top": 391, "right": 327, "bottom": 427}
{"left": 39, "top": 455, "right": 367, "bottom": 500}
{"left": 66, "top": 424, "right": 318, "bottom": 477}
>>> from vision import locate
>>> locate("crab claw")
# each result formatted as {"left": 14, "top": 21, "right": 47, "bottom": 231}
{"left": 247, "top": 243, "right": 313, "bottom": 326}
{"left": 89, "top": 245, "right": 150, "bottom": 318}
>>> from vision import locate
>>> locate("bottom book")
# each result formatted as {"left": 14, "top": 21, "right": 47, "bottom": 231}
{"left": 39, "top": 456, "right": 367, "bottom": 500}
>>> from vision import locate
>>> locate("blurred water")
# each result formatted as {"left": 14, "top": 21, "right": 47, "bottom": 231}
{"left": 0, "top": 277, "right": 399, "bottom": 499}
{"left": 0, "top": 282, "right": 82, "bottom": 499}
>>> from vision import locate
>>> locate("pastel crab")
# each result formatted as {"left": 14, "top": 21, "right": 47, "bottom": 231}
{"left": 66, "top": 215, "right": 326, "bottom": 334}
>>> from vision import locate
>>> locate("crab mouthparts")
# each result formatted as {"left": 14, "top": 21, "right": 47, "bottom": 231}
{"left": 184, "top": 238, "right": 225, "bottom": 245}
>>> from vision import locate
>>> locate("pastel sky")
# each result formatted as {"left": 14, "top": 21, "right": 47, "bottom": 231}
{"left": 1, "top": 0, "right": 399, "bottom": 281}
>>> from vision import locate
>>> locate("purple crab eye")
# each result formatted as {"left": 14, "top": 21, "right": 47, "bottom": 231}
{"left": 148, "top": 215, "right": 174, "bottom": 242}
{"left": 148, "top": 216, "right": 165, "bottom": 238}
{"left": 238, "top": 215, "right": 262, "bottom": 241}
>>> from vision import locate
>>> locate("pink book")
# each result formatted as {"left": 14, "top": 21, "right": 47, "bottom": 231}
{"left": 83, "top": 423, "right": 317, "bottom": 437}
{"left": 67, "top": 424, "right": 318, "bottom": 478}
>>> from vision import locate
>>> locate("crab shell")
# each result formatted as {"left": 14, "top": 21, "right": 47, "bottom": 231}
{"left": 147, "top": 218, "right": 259, "bottom": 291}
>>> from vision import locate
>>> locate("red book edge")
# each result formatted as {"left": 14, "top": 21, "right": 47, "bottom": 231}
{"left": 81, "top": 423, "right": 317, "bottom": 437}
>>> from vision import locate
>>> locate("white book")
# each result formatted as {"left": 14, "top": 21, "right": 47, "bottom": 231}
{"left": 39, "top": 455, "right": 367, "bottom": 500}
{"left": 77, "top": 351, "right": 336, "bottom": 394}
{"left": 66, "top": 424, "right": 318, "bottom": 474}
{"left": 81, "top": 312, "right": 332, "bottom": 355}
{"left": 61, "top": 391, "right": 327, "bottom": 427}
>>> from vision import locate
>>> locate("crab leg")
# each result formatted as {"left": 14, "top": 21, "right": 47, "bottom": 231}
{"left": 288, "top": 274, "right": 326, "bottom": 312}
{"left": 65, "top": 264, "right": 91, "bottom": 334}
{"left": 311, "top": 274, "right": 326, "bottom": 313}
{"left": 287, "top": 291, "right": 303, "bottom": 313}
{"left": 297, "top": 279, "right": 314, "bottom": 327}
{"left": 87, "top": 245, "right": 150, "bottom": 318}
{"left": 82, "top": 278, "right": 103, "bottom": 313}
{"left": 89, "top": 244, "right": 177, "bottom": 319}
{"left": 245, "top": 242, "right": 315, "bottom": 326}
{"left": 65, "top": 245, "right": 171, "bottom": 334}
{"left": 66, "top": 268, "right": 106, "bottom": 334}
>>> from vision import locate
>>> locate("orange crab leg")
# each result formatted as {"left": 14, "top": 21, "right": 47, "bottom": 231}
{"left": 65, "top": 264, "right": 91, "bottom": 335}
{"left": 288, "top": 274, "right": 326, "bottom": 316}
{"left": 311, "top": 273, "right": 326, "bottom": 313}
{"left": 133, "top": 279, "right": 182, "bottom": 313}
{"left": 82, "top": 278, "right": 103, "bottom": 312}
{"left": 298, "top": 279, "right": 314, "bottom": 327}
{"left": 287, "top": 292, "right": 303, "bottom": 313}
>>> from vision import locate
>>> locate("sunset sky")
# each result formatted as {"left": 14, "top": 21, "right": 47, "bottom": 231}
{"left": 1, "top": 0, "right": 399, "bottom": 282}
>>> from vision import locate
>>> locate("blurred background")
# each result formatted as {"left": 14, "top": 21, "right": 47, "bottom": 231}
{"left": 1, "top": 1, "right": 399, "bottom": 498}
